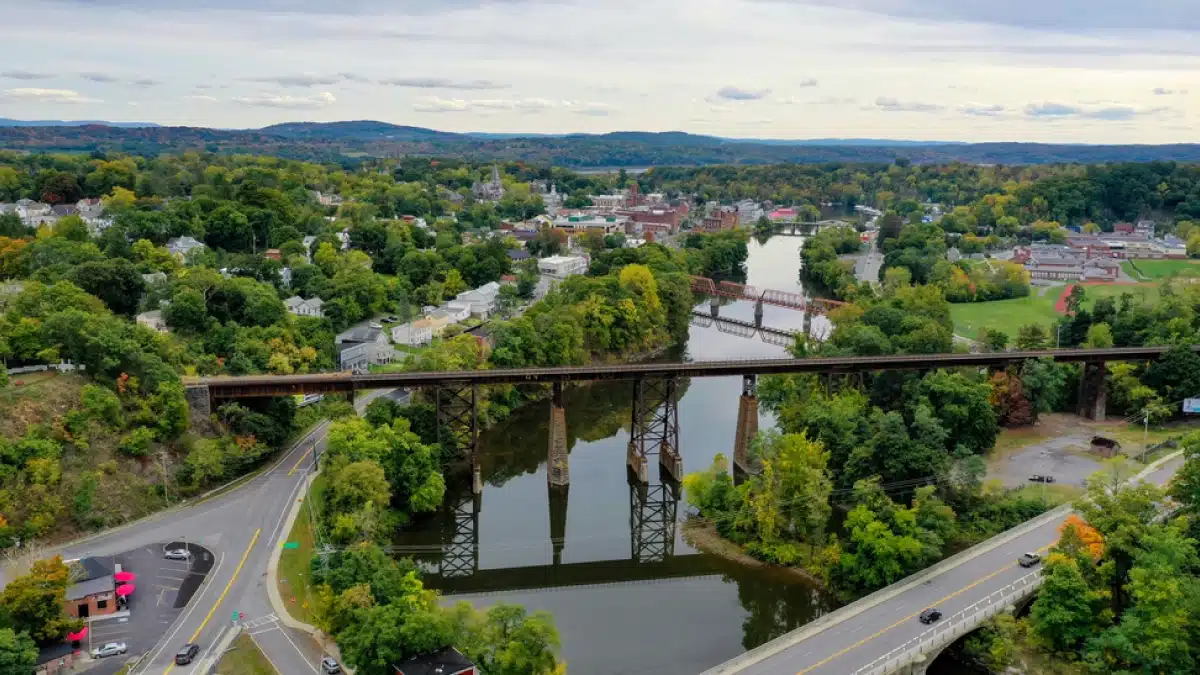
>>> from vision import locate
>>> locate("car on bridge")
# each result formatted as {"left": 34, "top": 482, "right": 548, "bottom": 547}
{"left": 1019, "top": 552, "right": 1042, "bottom": 567}
{"left": 918, "top": 608, "right": 942, "bottom": 624}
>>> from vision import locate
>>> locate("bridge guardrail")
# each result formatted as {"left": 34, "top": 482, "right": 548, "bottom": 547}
{"left": 851, "top": 570, "right": 1043, "bottom": 675}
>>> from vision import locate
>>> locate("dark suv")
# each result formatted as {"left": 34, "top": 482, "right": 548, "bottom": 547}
{"left": 175, "top": 643, "right": 200, "bottom": 665}
{"left": 918, "top": 608, "right": 942, "bottom": 624}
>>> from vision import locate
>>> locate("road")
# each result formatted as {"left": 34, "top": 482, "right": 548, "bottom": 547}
{"left": 712, "top": 455, "right": 1184, "bottom": 675}
{"left": 43, "top": 389, "right": 395, "bottom": 675}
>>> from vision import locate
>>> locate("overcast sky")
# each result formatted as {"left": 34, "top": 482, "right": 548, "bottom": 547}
{"left": 0, "top": 0, "right": 1197, "bottom": 142}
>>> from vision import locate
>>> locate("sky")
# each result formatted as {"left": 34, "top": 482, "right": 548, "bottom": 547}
{"left": 0, "top": 0, "right": 1197, "bottom": 143}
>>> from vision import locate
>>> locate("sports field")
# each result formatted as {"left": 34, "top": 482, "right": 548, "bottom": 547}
{"left": 951, "top": 281, "right": 1163, "bottom": 341}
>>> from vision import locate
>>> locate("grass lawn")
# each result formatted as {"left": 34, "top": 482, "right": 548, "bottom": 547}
{"left": 216, "top": 634, "right": 278, "bottom": 675}
{"left": 1124, "top": 259, "right": 1200, "bottom": 280}
{"left": 1079, "top": 282, "right": 1160, "bottom": 308}
{"left": 1005, "top": 482, "right": 1084, "bottom": 505}
{"left": 950, "top": 294, "right": 1061, "bottom": 340}
{"left": 277, "top": 473, "right": 327, "bottom": 625}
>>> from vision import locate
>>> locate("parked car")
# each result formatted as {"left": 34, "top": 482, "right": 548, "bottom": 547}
{"left": 175, "top": 643, "right": 200, "bottom": 665}
{"left": 165, "top": 548, "right": 191, "bottom": 560}
{"left": 1019, "top": 552, "right": 1043, "bottom": 568}
{"left": 369, "top": 322, "right": 383, "bottom": 329}
{"left": 1028, "top": 474, "right": 1056, "bottom": 483}
{"left": 321, "top": 657, "right": 342, "bottom": 674}
{"left": 918, "top": 608, "right": 942, "bottom": 624}
{"left": 91, "top": 642, "right": 127, "bottom": 658}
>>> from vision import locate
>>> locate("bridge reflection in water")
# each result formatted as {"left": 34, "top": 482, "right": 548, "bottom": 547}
{"left": 400, "top": 474, "right": 702, "bottom": 595}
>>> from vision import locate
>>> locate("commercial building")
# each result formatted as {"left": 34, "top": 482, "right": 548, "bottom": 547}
{"left": 64, "top": 557, "right": 118, "bottom": 619}
{"left": 551, "top": 213, "right": 629, "bottom": 235}
{"left": 538, "top": 255, "right": 588, "bottom": 279}
{"left": 695, "top": 206, "right": 739, "bottom": 232}
{"left": 1012, "top": 245, "right": 1120, "bottom": 281}
{"left": 394, "top": 647, "right": 477, "bottom": 675}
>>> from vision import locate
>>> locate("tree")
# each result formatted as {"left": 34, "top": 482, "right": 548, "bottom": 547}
{"left": 1015, "top": 323, "right": 1049, "bottom": 350}
{"left": 163, "top": 287, "right": 208, "bottom": 333}
{"left": 51, "top": 215, "right": 91, "bottom": 242}
{"left": 1083, "top": 322, "right": 1114, "bottom": 348}
{"left": 0, "top": 629, "right": 37, "bottom": 674}
{"left": 38, "top": 171, "right": 82, "bottom": 205}
{"left": 204, "top": 203, "right": 252, "bottom": 252}
{"left": 459, "top": 603, "right": 561, "bottom": 675}
{"left": 1172, "top": 432, "right": 1200, "bottom": 528}
{"left": 0, "top": 556, "right": 82, "bottom": 644}
{"left": 67, "top": 258, "right": 145, "bottom": 316}
{"left": 1030, "top": 552, "right": 1108, "bottom": 652}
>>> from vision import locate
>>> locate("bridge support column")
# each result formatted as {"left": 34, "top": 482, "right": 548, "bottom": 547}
{"left": 630, "top": 479, "right": 679, "bottom": 564}
{"left": 629, "top": 378, "right": 681, "bottom": 484}
{"left": 710, "top": 294, "right": 720, "bottom": 317}
{"left": 753, "top": 298, "right": 764, "bottom": 328}
{"left": 802, "top": 305, "right": 813, "bottom": 340}
{"left": 548, "top": 483, "right": 568, "bottom": 566}
{"left": 548, "top": 382, "right": 570, "bottom": 487}
{"left": 734, "top": 375, "right": 759, "bottom": 475}
{"left": 1077, "top": 361, "right": 1108, "bottom": 421}
{"left": 440, "top": 492, "right": 481, "bottom": 578}
{"left": 184, "top": 385, "right": 212, "bottom": 422}
{"left": 437, "top": 384, "right": 482, "bottom": 494}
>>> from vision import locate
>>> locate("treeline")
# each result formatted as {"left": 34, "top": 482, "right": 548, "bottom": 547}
{"left": 799, "top": 226, "right": 863, "bottom": 297}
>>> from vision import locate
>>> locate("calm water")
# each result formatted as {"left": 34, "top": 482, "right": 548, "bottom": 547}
{"left": 395, "top": 236, "right": 842, "bottom": 675}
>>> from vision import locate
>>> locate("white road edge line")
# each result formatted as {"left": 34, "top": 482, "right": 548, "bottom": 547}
{"left": 276, "top": 625, "right": 321, "bottom": 673}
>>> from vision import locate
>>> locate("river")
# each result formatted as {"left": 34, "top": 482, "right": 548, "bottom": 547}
{"left": 394, "top": 235, "right": 840, "bottom": 675}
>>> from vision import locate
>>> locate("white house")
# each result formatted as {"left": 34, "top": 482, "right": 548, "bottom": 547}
{"left": 280, "top": 267, "right": 293, "bottom": 289}
{"left": 392, "top": 321, "right": 434, "bottom": 347}
{"left": 166, "top": 236, "right": 205, "bottom": 260}
{"left": 538, "top": 255, "right": 588, "bottom": 279}
{"left": 452, "top": 282, "right": 501, "bottom": 318}
{"left": 141, "top": 272, "right": 168, "bottom": 286}
{"left": 284, "top": 296, "right": 325, "bottom": 318}
{"left": 15, "top": 200, "right": 57, "bottom": 227}
{"left": 136, "top": 310, "right": 169, "bottom": 333}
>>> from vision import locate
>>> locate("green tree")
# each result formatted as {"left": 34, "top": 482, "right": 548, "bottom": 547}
{"left": 459, "top": 603, "right": 562, "bottom": 675}
{"left": 1083, "top": 322, "right": 1114, "bottom": 348}
{"left": 0, "top": 557, "right": 82, "bottom": 644}
{"left": 66, "top": 258, "right": 145, "bottom": 316}
{"left": 0, "top": 629, "right": 37, "bottom": 674}
{"left": 1030, "top": 552, "right": 1108, "bottom": 653}
{"left": 1015, "top": 323, "right": 1049, "bottom": 350}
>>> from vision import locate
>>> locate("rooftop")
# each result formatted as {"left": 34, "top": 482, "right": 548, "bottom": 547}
{"left": 394, "top": 647, "right": 475, "bottom": 675}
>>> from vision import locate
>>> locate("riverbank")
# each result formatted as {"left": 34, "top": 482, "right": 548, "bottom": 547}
{"left": 682, "top": 519, "right": 827, "bottom": 587}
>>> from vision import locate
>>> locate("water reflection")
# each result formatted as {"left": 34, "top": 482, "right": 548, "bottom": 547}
{"left": 394, "top": 235, "right": 840, "bottom": 675}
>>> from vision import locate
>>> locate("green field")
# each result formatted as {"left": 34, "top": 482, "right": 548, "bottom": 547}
{"left": 1122, "top": 259, "right": 1200, "bottom": 280}
{"left": 950, "top": 294, "right": 1061, "bottom": 340}
{"left": 216, "top": 634, "right": 278, "bottom": 675}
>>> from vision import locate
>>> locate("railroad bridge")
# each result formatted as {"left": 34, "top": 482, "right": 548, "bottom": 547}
{"left": 688, "top": 275, "right": 845, "bottom": 337}
{"left": 186, "top": 347, "right": 1185, "bottom": 495}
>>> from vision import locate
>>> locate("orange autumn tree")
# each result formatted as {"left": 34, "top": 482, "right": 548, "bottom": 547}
{"left": 1059, "top": 514, "right": 1105, "bottom": 560}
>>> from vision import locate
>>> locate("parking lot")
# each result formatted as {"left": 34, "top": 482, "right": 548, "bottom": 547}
{"left": 86, "top": 543, "right": 214, "bottom": 675}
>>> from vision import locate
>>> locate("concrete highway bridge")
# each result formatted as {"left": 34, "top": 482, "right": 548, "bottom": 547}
{"left": 185, "top": 346, "right": 1185, "bottom": 495}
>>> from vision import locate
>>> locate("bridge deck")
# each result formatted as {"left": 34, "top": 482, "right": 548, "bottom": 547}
{"left": 191, "top": 347, "right": 1180, "bottom": 398}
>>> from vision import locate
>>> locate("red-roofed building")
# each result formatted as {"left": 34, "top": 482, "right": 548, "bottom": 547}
{"left": 769, "top": 208, "right": 797, "bottom": 222}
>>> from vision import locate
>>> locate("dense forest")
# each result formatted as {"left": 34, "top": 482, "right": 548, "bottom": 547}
{"left": 6, "top": 121, "right": 1200, "bottom": 167}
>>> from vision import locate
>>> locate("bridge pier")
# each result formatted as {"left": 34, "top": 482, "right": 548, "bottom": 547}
{"left": 733, "top": 375, "right": 759, "bottom": 475}
{"left": 630, "top": 479, "right": 679, "bottom": 564}
{"left": 629, "top": 378, "right": 682, "bottom": 484}
{"left": 802, "top": 306, "right": 813, "bottom": 340}
{"left": 436, "top": 384, "right": 482, "bottom": 494}
{"left": 753, "top": 298, "right": 764, "bottom": 328}
{"left": 440, "top": 492, "right": 481, "bottom": 578}
{"left": 548, "top": 382, "right": 570, "bottom": 487}
{"left": 1077, "top": 361, "right": 1108, "bottom": 421}
{"left": 184, "top": 385, "right": 212, "bottom": 423}
{"left": 710, "top": 294, "right": 720, "bottom": 317}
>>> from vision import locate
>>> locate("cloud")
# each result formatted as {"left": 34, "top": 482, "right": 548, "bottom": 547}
{"left": 797, "top": 78, "right": 819, "bottom": 88}
{"left": 1024, "top": 101, "right": 1166, "bottom": 120}
{"left": 411, "top": 97, "right": 614, "bottom": 115}
{"left": 1, "top": 70, "right": 53, "bottom": 80}
{"left": 184, "top": 94, "right": 218, "bottom": 102}
{"left": 380, "top": 77, "right": 509, "bottom": 90}
{"left": 80, "top": 72, "right": 121, "bottom": 83}
{"left": 716, "top": 86, "right": 771, "bottom": 101}
{"left": 233, "top": 91, "right": 337, "bottom": 109}
{"left": 874, "top": 97, "right": 943, "bottom": 113}
{"left": 960, "top": 103, "right": 1006, "bottom": 117}
{"left": 1, "top": 88, "right": 100, "bottom": 104}
{"left": 1153, "top": 87, "right": 1187, "bottom": 96}
{"left": 132, "top": 78, "right": 160, "bottom": 87}
{"left": 412, "top": 97, "right": 470, "bottom": 113}
{"left": 243, "top": 73, "right": 354, "bottom": 87}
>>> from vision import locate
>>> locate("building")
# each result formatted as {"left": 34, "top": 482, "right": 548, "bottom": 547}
{"left": 616, "top": 205, "right": 683, "bottom": 235}
{"left": 337, "top": 324, "right": 400, "bottom": 371}
{"left": 264, "top": 249, "right": 281, "bottom": 261}
{"left": 507, "top": 248, "right": 532, "bottom": 263}
{"left": 394, "top": 647, "right": 477, "bottom": 675}
{"left": 768, "top": 207, "right": 798, "bottom": 222}
{"left": 438, "top": 186, "right": 466, "bottom": 204}
{"left": 696, "top": 207, "right": 739, "bottom": 233}
{"left": 551, "top": 213, "right": 629, "bottom": 235}
{"left": 284, "top": 296, "right": 326, "bottom": 318}
{"left": 735, "top": 200, "right": 764, "bottom": 224}
{"left": 471, "top": 165, "right": 505, "bottom": 202}
{"left": 280, "top": 266, "right": 293, "bottom": 288}
{"left": 165, "top": 236, "right": 205, "bottom": 260}
{"left": 64, "top": 557, "right": 118, "bottom": 619}
{"left": 1013, "top": 244, "right": 1120, "bottom": 281}
{"left": 141, "top": 272, "right": 168, "bottom": 287}
{"left": 1064, "top": 231, "right": 1188, "bottom": 260}
{"left": 392, "top": 320, "right": 434, "bottom": 347}
{"left": 452, "top": 282, "right": 501, "bottom": 318}
{"left": 311, "top": 190, "right": 344, "bottom": 207}
{"left": 591, "top": 194, "right": 627, "bottom": 210}
{"left": 136, "top": 310, "right": 169, "bottom": 333}
{"left": 538, "top": 255, "right": 588, "bottom": 279}
{"left": 946, "top": 247, "right": 962, "bottom": 263}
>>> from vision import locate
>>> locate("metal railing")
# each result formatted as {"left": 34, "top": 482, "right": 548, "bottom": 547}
{"left": 850, "top": 569, "right": 1043, "bottom": 675}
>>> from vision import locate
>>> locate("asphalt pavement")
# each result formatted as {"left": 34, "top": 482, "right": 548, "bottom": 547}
{"left": 721, "top": 455, "right": 1185, "bottom": 675}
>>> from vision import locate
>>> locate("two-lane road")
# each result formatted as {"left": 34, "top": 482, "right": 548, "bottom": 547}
{"left": 711, "top": 455, "right": 1184, "bottom": 675}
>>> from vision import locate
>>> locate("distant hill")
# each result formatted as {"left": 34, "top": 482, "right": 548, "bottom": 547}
{"left": 0, "top": 117, "right": 159, "bottom": 128}
{"left": 2, "top": 119, "right": 1200, "bottom": 167}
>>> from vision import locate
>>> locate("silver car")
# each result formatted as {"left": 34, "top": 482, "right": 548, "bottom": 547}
{"left": 91, "top": 642, "right": 127, "bottom": 658}
{"left": 165, "top": 548, "right": 191, "bottom": 560}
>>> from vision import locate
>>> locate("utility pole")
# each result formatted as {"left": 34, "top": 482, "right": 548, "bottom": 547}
{"left": 1056, "top": 324, "right": 1063, "bottom": 349}
{"left": 1143, "top": 409, "right": 1150, "bottom": 464}
{"left": 160, "top": 452, "right": 171, "bottom": 503}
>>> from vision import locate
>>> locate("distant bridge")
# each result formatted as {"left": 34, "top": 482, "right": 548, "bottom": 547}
{"left": 688, "top": 275, "right": 846, "bottom": 315}
{"left": 690, "top": 311, "right": 798, "bottom": 348}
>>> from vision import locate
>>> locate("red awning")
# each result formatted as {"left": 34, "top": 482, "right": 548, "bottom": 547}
{"left": 67, "top": 627, "right": 88, "bottom": 642}
{"left": 116, "top": 583, "right": 135, "bottom": 597}
{"left": 114, "top": 571, "right": 136, "bottom": 582}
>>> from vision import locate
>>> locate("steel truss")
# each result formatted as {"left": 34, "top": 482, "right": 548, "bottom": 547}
{"left": 440, "top": 494, "right": 480, "bottom": 578}
{"left": 630, "top": 481, "right": 679, "bottom": 564}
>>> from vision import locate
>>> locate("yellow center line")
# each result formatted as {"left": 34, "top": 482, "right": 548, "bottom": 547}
{"left": 797, "top": 542, "right": 1055, "bottom": 675}
{"left": 287, "top": 447, "right": 314, "bottom": 476}
{"left": 162, "top": 528, "right": 260, "bottom": 675}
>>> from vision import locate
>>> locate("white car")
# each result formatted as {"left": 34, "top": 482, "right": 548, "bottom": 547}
{"left": 165, "top": 548, "right": 191, "bottom": 560}
{"left": 91, "top": 642, "right": 127, "bottom": 658}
